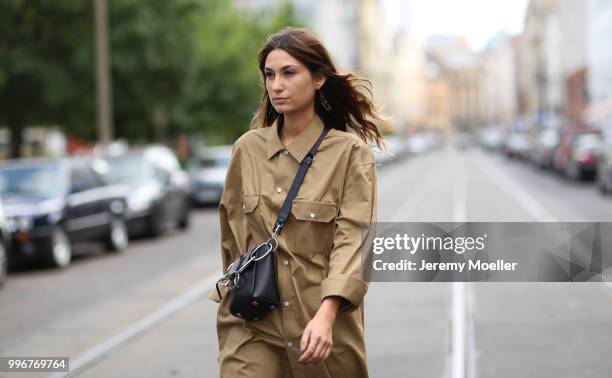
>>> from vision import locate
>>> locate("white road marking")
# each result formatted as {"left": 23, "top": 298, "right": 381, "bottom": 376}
{"left": 388, "top": 148, "right": 475, "bottom": 378}
{"left": 451, "top": 282, "right": 467, "bottom": 378}
{"left": 46, "top": 274, "right": 219, "bottom": 378}
{"left": 466, "top": 280, "right": 477, "bottom": 378}
{"left": 450, "top": 151, "right": 471, "bottom": 378}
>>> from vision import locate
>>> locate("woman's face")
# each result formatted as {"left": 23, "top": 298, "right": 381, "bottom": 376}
{"left": 264, "top": 48, "right": 325, "bottom": 115}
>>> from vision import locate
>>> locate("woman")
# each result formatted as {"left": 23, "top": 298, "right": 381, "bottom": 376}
{"left": 209, "top": 27, "right": 384, "bottom": 377}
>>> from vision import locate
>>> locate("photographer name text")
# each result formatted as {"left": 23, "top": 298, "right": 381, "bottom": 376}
{"left": 372, "top": 259, "right": 518, "bottom": 272}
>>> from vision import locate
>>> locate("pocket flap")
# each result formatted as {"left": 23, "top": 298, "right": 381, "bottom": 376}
{"left": 291, "top": 200, "right": 338, "bottom": 222}
{"left": 242, "top": 194, "right": 260, "bottom": 213}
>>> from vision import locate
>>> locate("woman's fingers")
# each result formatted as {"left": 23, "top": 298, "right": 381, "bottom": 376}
{"left": 311, "top": 339, "right": 328, "bottom": 363}
{"left": 302, "top": 338, "right": 333, "bottom": 364}
{"left": 322, "top": 343, "right": 332, "bottom": 361}
{"left": 298, "top": 335, "right": 320, "bottom": 363}
{"left": 300, "top": 327, "right": 311, "bottom": 354}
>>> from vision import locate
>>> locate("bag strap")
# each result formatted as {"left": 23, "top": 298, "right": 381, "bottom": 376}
{"left": 271, "top": 126, "right": 331, "bottom": 238}
{"left": 215, "top": 125, "right": 331, "bottom": 299}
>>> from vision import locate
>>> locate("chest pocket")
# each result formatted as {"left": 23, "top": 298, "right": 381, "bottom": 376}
{"left": 242, "top": 194, "right": 266, "bottom": 244}
{"left": 242, "top": 194, "right": 260, "bottom": 213}
{"left": 287, "top": 199, "right": 338, "bottom": 255}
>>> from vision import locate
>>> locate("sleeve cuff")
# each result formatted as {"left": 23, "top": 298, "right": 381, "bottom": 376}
{"left": 208, "top": 285, "right": 223, "bottom": 304}
{"left": 320, "top": 274, "right": 368, "bottom": 313}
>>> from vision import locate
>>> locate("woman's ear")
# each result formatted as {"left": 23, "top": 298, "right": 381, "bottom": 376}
{"left": 314, "top": 73, "right": 327, "bottom": 90}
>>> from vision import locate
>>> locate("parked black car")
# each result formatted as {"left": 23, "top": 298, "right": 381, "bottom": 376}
{"left": 104, "top": 145, "right": 191, "bottom": 237}
{"left": 0, "top": 158, "right": 129, "bottom": 268}
{"left": 0, "top": 199, "right": 10, "bottom": 287}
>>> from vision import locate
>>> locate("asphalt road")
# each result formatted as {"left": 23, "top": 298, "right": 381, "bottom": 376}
{"left": 2, "top": 145, "right": 612, "bottom": 377}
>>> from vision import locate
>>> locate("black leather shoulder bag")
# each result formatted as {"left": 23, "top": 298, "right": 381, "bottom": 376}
{"left": 216, "top": 126, "right": 331, "bottom": 320}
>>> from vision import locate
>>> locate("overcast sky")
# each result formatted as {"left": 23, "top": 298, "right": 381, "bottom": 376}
{"left": 382, "top": 0, "right": 529, "bottom": 50}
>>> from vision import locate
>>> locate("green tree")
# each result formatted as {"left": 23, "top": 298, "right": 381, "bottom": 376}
{"left": 0, "top": 1, "right": 96, "bottom": 158}
{"left": 0, "top": 0, "right": 299, "bottom": 157}
{"left": 180, "top": 0, "right": 299, "bottom": 144}
{"left": 109, "top": 0, "right": 200, "bottom": 142}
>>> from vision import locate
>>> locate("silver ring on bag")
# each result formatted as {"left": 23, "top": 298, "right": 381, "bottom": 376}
{"left": 265, "top": 237, "right": 278, "bottom": 252}
{"left": 252, "top": 242, "right": 274, "bottom": 262}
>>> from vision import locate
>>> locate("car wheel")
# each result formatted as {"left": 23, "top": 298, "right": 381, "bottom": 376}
{"left": 177, "top": 200, "right": 190, "bottom": 231}
{"left": 0, "top": 241, "right": 7, "bottom": 288}
{"left": 42, "top": 227, "right": 72, "bottom": 268}
{"left": 105, "top": 217, "right": 128, "bottom": 253}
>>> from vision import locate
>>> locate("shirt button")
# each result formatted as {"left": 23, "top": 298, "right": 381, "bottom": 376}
{"left": 309, "top": 212, "right": 315, "bottom": 218}
{"left": 242, "top": 204, "right": 246, "bottom": 210}
{"left": 287, "top": 341, "right": 293, "bottom": 347}
{"left": 284, "top": 301, "right": 290, "bottom": 307}
{"left": 283, "top": 259, "right": 289, "bottom": 266}
{"left": 283, "top": 149, "right": 289, "bottom": 155}
{"left": 276, "top": 187, "right": 282, "bottom": 193}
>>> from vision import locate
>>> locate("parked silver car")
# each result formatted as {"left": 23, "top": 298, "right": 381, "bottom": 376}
{"left": 187, "top": 146, "right": 232, "bottom": 205}
{"left": 104, "top": 145, "right": 191, "bottom": 237}
{"left": 530, "top": 129, "right": 560, "bottom": 169}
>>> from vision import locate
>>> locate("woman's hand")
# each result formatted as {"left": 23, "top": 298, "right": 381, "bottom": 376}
{"left": 298, "top": 296, "right": 342, "bottom": 364}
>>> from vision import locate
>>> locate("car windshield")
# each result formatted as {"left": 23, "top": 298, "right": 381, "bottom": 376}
{"left": 200, "top": 156, "right": 230, "bottom": 168}
{"left": 105, "top": 155, "right": 155, "bottom": 184}
{"left": 0, "top": 163, "right": 65, "bottom": 198}
{"left": 188, "top": 152, "right": 230, "bottom": 171}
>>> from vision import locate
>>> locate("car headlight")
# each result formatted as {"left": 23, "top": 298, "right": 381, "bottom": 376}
{"left": 126, "top": 185, "right": 161, "bottom": 213}
{"left": 128, "top": 196, "right": 153, "bottom": 213}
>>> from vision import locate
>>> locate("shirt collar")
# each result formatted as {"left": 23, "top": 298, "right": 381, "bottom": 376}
{"left": 266, "top": 115, "right": 326, "bottom": 162}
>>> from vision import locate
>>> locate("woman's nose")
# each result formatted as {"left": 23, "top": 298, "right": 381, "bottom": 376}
{"left": 271, "top": 77, "right": 284, "bottom": 91}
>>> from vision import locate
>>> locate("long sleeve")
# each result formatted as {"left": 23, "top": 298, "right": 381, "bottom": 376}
{"left": 208, "top": 142, "right": 244, "bottom": 303}
{"left": 320, "top": 145, "right": 377, "bottom": 313}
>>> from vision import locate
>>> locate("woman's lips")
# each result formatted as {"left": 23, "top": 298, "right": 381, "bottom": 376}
{"left": 273, "top": 97, "right": 288, "bottom": 103}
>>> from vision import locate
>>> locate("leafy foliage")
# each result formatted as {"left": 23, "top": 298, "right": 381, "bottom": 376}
{"left": 0, "top": 0, "right": 298, "bottom": 157}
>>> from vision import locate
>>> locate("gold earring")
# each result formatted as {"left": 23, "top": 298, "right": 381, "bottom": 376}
{"left": 319, "top": 91, "right": 332, "bottom": 112}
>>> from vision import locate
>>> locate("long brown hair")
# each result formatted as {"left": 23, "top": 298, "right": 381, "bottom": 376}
{"left": 252, "top": 27, "right": 385, "bottom": 149}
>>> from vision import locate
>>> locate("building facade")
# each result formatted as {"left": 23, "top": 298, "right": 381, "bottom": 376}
{"left": 481, "top": 33, "right": 518, "bottom": 128}
{"left": 587, "top": 0, "right": 612, "bottom": 130}
{"left": 426, "top": 36, "right": 482, "bottom": 132}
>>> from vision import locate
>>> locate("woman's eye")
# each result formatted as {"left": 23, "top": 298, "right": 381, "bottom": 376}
{"left": 265, "top": 72, "right": 274, "bottom": 79}
{"left": 285, "top": 71, "right": 295, "bottom": 76}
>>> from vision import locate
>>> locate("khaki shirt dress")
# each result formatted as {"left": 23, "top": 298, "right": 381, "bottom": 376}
{"left": 209, "top": 114, "right": 377, "bottom": 378}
